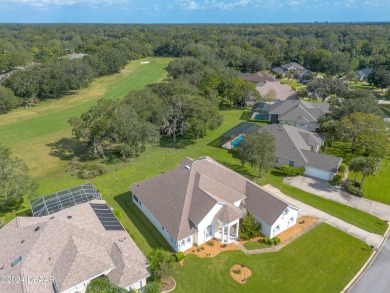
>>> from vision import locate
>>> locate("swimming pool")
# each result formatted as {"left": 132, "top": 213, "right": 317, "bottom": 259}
{"left": 231, "top": 135, "right": 244, "bottom": 147}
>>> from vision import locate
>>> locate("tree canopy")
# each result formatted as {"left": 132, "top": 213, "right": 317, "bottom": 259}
{"left": 239, "top": 131, "right": 276, "bottom": 178}
{"left": 0, "top": 144, "right": 37, "bottom": 210}
{"left": 339, "top": 112, "right": 390, "bottom": 158}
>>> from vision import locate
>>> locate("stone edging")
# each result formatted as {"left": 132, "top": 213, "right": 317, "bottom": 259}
{"left": 341, "top": 225, "right": 390, "bottom": 293}
{"left": 235, "top": 220, "right": 322, "bottom": 255}
{"left": 161, "top": 276, "right": 176, "bottom": 293}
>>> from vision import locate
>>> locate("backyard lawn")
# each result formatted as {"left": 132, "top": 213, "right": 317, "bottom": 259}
{"left": 173, "top": 224, "right": 372, "bottom": 293}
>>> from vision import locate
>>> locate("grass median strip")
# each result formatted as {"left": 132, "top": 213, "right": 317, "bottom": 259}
{"left": 265, "top": 173, "right": 388, "bottom": 235}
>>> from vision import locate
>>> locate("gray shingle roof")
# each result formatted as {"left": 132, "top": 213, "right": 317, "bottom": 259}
{"left": 281, "top": 62, "right": 305, "bottom": 70}
{"left": 269, "top": 100, "right": 330, "bottom": 123}
{"left": 131, "top": 157, "right": 294, "bottom": 241}
{"left": 243, "top": 71, "right": 276, "bottom": 83}
{"left": 259, "top": 124, "right": 341, "bottom": 173}
{"left": 244, "top": 181, "right": 288, "bottom": 225}
{"left": 0, "top": 200, "right": 149, "bottom": 293}
{"left": 301, "top": 150, "right": 342, "bottom": 173}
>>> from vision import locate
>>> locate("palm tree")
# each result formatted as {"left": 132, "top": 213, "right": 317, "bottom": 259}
{"left": 360, "top": 157, "right": 379, "bottom": 190}
{"left": 349, "top": 157, "right": 365, "bottom": 183}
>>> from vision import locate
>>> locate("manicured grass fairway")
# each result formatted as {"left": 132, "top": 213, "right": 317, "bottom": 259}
{"left": 0, "top": 58, "right": 172, "bottom": 178}
{"left": 173, "top": 224, "right": 372, "bottom": 293}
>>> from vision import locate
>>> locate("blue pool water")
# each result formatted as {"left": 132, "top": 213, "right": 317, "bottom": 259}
{"left": 231, "top": 136, "right": 244, "bottom": 147}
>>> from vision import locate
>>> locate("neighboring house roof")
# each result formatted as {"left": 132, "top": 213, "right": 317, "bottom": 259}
{"left": 301, "top": 150, "right": 342, "bottom": 173}
{"left": 356, "top": 68, "right": 372, "bottom": 78}
{"left": 256, "top": 81, "right": 297, "bottom": 101}
{"left": 130, "top": 157, "right": 292, "bottom": 240}
{"left": 269, "top": 100, "right": 330, "bottom": 124}
{"left": 243, "top": 71, "right": 277, "bottom": 84}
{"left": 0, "top": 200, "right": 149, "bottom": 293}
{"left": 281, "top": 62, "right": 305, "bottom": 71}
{"left": 259, "top": 124, "right": 341, "bottom": 172}
{"left": 272, "top": 62, "right": 311, "bottom": 78}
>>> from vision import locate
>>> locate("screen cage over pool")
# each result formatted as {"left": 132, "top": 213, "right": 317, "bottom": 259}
{"left": 220, "top": 122, "right": 262, "bottom": 145}
{"left": 30, "top": 183, "right": 101, "bottom": 217}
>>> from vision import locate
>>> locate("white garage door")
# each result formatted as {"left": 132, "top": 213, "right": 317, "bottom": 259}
{"left": 304, "top": 166, "right": 332, "bottom": 181}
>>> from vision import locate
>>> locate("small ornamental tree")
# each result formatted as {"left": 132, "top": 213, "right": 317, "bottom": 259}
{"left": 239, "top": 211, "right": 262, "bottom": 240}
{"left": 147, "top": 248, "right": 175, "bottom": 281}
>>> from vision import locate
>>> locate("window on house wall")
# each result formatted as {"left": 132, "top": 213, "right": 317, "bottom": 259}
{"left": 181, "top": 240, "right": 185, "bottom": 246}
{"left": 289, "top": 217, "right": 294, "bottom": 223}
{"left": 133, "top": 195, "right": 139, "bottom": 203}
{"left": 206, "top": 225, "right": 212, "bottom": 238}
{"left": 187, "top": 237, "right": 191, "bottom": 244}
{"left": 283, "top": 208, "right": 289, "bottom": 215}
{"left": 289, "top": 160, "right": 294, "bottom": 167}
{"left": 274, "top": 225, "right": 280, "bottom": 233}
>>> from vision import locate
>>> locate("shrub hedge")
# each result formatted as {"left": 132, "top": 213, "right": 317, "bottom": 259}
{"left": 279, "top": 165, "right": 305, "bottom": 176}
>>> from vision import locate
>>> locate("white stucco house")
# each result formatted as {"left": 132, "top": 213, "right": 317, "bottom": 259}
{"left": 130, "top": 156, "right": 298, "bottom": 252}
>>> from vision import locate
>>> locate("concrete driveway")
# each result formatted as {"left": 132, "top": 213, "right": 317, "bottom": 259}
{"left": 263, "top": 184, "right": 383, "bottom": 248}
{"left": 349, "top": 235, "right": 390, "bottom": 293}
{"left": 284, "top": 176, "right": 390, "bottom": 221}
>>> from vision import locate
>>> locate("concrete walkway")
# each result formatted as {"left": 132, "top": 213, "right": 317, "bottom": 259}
{"left": 284, "top": 176, "right": 390, "bottom": 221}
{"left": 263, "top": 184, "right": 384, "bottom": 248}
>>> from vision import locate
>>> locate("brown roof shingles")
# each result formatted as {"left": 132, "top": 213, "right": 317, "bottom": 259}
{"left": 0, "top": 199, "right": 149, "bottom": 293}
{"left": 131, "top": 156, "right": 295, "bottom": 241}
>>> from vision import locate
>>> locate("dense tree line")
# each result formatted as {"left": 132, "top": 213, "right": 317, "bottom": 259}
{"left": 1, "top": 23, "right": 390, "bottom": 113}
{"left": 1, "top": 47, "right": 127, "bottom": 107}
{"left": 69, "top": 81, "right": 222, "bottom": 158}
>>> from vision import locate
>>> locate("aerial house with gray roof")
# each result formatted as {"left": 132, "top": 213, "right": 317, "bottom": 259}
{"left": 130, "top": 157, "right": 298, "bottom": 252}
{"left": 0, "top": 185, "right": 149, "bottom": 293}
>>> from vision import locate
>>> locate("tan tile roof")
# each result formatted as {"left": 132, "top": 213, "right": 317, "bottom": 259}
{"left": 0, "top": 199, "right": 149, "bottom": 293}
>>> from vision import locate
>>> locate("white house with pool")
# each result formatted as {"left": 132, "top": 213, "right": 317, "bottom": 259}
{"left": 130, "top": 156, "right": 298, "bottom": 252}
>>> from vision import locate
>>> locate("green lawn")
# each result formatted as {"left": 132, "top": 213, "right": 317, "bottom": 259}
{"left": 264, "top": 170, "right": 387, "bottom": 235}
{"left": 0, "top": 57, "right": 173, "bottom": 179}
{"left": 324, "top": 141, "right": 390, "bottom": 205}
{"left": 243, "top": 240, "right": 269, "bottom": 250}
{"left": 173, "top": 224, "right": 372, "bottom": 293}
{"left": 350, "top": 158, "right": 390, "bottom": 205}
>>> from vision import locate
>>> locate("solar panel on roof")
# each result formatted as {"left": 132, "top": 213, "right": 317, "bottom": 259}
{"left": 90, "top": 203, "right": 125, "bottom": 231}
{"left": 30, "top": 183, "right": 101, "bottom": 217}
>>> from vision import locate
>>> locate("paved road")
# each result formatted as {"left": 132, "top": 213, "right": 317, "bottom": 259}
{"left": 284, "top": 176, "right": 390, "bottom": 221}
{"left": 263, "top": 184, "right": 383, "bottom": 247}
{"left": 349, "top": 236, "right": 390, "bottom": 293}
